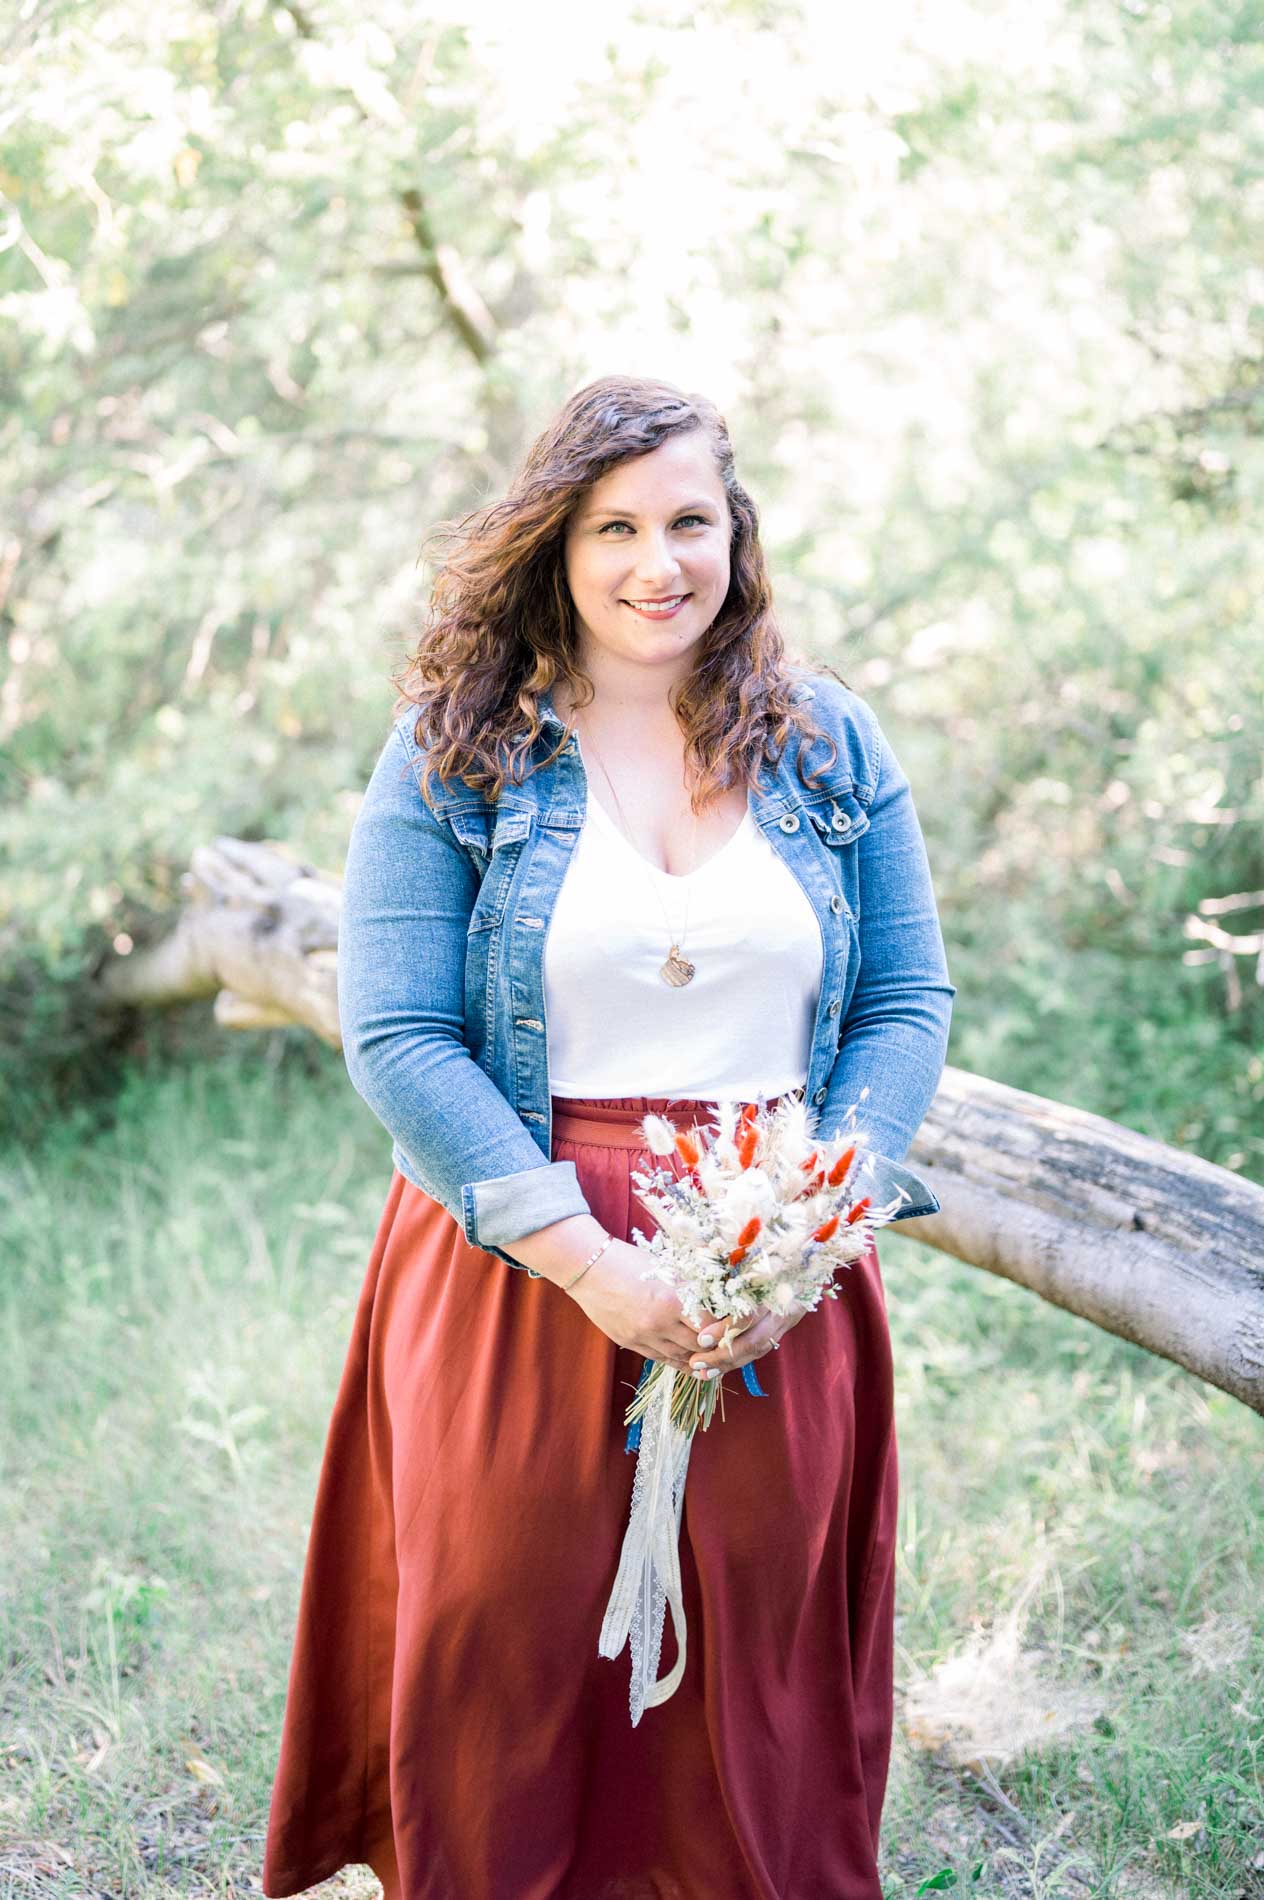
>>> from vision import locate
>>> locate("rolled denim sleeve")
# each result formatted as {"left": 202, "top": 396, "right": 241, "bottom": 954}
{"left": 816, "top": 711, "right": 955, "bottom": 1221}
{"left": 337, "top": 722, "right": 593, "bottom": 1270}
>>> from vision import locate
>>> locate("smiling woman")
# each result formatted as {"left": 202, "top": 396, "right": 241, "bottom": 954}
{"left": 260, "top": 374, "right": 956, "bottom": 1900}
{"left": 385, "top": 374, "right": 799, "bottom": 820}
{"left": 566, "top": 450, "right": 731, "bottom": 638}
{"left": 556, "top": 429, "right": 756, "bottom": 892}
{"left": 568, "top": 458, "right": 728, "bottom": 624}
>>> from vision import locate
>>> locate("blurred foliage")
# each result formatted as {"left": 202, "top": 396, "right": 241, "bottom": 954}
{"left": 1, "top": 0, "right": 1262, "bottom": 1175}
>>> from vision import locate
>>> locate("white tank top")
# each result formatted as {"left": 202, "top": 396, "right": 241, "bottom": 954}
{"left": 543, "top": 788, "right": 824, "bottom": 1099}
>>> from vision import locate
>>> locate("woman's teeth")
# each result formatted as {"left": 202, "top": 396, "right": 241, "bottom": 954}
{"left": 624, "top": 595, "right": 688, "bottom": 617}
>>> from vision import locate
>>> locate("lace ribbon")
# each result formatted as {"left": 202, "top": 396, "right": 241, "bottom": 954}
{"left": 597, "top": 1367, "right": 695, "bottom": 1725}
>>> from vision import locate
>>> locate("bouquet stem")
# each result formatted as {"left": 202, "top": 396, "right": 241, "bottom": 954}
{"left": 624, "top": 1347, "right": 733, "bottom": 1437}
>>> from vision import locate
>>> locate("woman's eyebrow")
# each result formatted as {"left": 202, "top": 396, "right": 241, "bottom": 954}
{"left": 582, "top": 498, "right": 720, "bottom": 520}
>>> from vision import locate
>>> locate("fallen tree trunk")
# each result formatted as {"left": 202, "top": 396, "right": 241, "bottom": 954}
{"left": 97, "top": 838, "right": 1264, "bottom": 1416}
{"left": 98, "top": 838, "right": 342, "bottom": 1042}
{"left": 906, "top": 1072, "right": 1264, "bottom": 1416}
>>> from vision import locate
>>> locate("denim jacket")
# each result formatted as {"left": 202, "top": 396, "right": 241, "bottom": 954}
{"left": 337, "top": 670, "right": 956, "bottom": 1276}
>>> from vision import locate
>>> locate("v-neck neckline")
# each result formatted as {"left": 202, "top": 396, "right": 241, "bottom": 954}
{"left": 585, "top": 789, "right": 753, "bottom": 883}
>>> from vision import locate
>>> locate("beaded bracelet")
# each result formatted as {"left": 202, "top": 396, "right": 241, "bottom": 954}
{"left": 564, "top": 1230, "right": 614, "bottom": 1292}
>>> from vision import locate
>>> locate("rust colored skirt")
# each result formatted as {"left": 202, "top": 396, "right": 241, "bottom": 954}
{"left": 260, "top": 1096, "right": 898, "bottom": 1900}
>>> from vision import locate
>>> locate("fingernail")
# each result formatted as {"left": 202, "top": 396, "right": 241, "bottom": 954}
{"left": 705, "top": 1368, "right": 721, "bottom": 1380}
{"left": 691, "top": 1360, "right": 708, "bottom": 1373}
{"left": 698, "top": 1333, "right": 715, "bottom": 1347}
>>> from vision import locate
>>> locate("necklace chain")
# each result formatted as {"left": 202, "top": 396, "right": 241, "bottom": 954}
{"left": 577, "top": 720, "right": 701, "bottom": 988}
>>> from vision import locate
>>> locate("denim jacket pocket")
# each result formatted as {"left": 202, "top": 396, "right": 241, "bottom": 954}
{"left": 806, "top": 788, "right": 871, "bottom": 846}
{"left": 806, "top": 790, "right": 869, "bottom": 926}
{"left": 449, "top": 804, "right": 534, "bottom": 932}
{"left": 448, "top": 805, "right": 491, "bottom": 869}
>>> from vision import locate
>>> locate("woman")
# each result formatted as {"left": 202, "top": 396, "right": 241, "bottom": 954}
{"left": 261, "top": 375, "right": 955, "bottom": 1900}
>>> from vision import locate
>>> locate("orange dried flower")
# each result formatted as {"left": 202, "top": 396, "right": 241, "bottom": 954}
{"left": 827, "top": 1145, "right": 856, "bottom": 1188}
{"left": 737, "top": 1127, "right": 759, "bottom": 1169}
{"left": 812, "top": 1214, "right": 840, "bottom": 1243}
{"left": 675, "top": 1132, "right": 701, "bottom": 1168}
{"left": 845, "top": 1196, "right": 871, "bottom": 1225}
{"left": 727, "top": 1214, "right": 763, "bottom": 1267}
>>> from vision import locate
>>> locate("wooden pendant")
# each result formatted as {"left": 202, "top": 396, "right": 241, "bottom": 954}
{"left": 660, "top": 946, "right": 696, "bottom": 987}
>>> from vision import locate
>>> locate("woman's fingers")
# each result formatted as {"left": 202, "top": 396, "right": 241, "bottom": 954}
{"left": 687, "top": 1313, "right": 776, "bottom": 1374}
{"left": 688, "top": 1314, "right": 735, "bottom": 1349}
{"left": 664, "top": 1318, "right": 715, "bottom": 1368}
{"left": 686, "top": 1302, "right": 813, "bottom": 1374}
{"left": 638, "top": 1301, "right": 809, "bottom": 1376}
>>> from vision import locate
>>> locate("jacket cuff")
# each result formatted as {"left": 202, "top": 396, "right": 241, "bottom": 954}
{"left": 461, "top": 1158, "right": 594, "bottom": 1261}
{"left": 854, "top": 1149, "right": 942, "bottom": 1222}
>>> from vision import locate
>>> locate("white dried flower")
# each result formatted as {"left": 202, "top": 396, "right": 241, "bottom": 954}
{"left": 716, "top": 1165, "right": 778, "bottom": 1225}
{"left": 709, "top": 1097, "right": 740, "bottom": 1153}
{"left": 640, "top": 1113, "right": 681, "bottom": 1157}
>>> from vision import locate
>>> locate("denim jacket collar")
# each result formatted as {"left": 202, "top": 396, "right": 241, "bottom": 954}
{"left": 501, "top": 671, "right": 852, "bottom": 835}
{"left": 524, "top": 671, "right": 816, "bottom": 735}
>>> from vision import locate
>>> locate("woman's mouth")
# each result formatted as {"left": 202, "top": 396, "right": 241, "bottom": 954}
{"left": 622, "top": 594, "right": 690, "bottom": 620}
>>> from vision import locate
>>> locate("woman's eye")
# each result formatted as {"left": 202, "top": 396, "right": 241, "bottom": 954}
{"left": 598, "top": 515, "right": 707, "bottom": 535}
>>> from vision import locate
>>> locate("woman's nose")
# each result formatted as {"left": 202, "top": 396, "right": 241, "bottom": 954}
{"left": 631, "top": 533, "right": 681, "bottom": 588}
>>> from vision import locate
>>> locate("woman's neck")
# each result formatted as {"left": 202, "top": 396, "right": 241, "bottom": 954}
{"left": 553, "top": 676, "right": 687, "bottom": 747}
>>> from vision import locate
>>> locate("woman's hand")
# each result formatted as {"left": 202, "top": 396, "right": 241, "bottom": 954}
{"left": 681, "top": 1300, "right": 811, "bottom": 1381}
{"left": 566, "top": 1238, "right": 715, "bottom": 1371}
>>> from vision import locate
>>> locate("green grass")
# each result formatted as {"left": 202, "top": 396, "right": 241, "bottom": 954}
{"left": 1, "top": 1036, "right": 1261, "bottom": 1898}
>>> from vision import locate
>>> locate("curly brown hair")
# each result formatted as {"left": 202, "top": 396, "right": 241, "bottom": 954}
{"left": 389, "top": 374, "right": 849, "bottom": 811}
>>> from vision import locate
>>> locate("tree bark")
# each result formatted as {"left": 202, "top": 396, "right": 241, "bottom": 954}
{"left": 905, "top": 1069, "right": 1264, "bottom": 1415}
{"left": 98, "top": 838, "right": 341, "bottom": 1043}
{"left": 96, "top": 839, "right": 1264, "bottom": 1416}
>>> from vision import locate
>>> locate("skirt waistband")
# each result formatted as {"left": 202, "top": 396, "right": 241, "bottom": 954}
{"left": 549, "top": 1094, "right": 789, "bottom": 1149}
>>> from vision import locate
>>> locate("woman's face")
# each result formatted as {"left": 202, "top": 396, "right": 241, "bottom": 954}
{"left": 562, "top": 429, "right": 732, "bottom": 679}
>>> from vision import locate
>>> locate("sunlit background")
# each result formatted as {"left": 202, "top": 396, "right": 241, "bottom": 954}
{"left": 3, "top": 1, "right": 1262, "bottom": 1893}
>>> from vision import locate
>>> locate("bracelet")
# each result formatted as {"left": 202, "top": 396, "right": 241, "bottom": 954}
{"left": 564, "top": 1230, "right": 614, "bottom": 1292}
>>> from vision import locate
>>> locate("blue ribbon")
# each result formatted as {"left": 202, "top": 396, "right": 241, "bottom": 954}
{"left": 624, "top": 1353, "right": 769, "bottom": 1453}
{"left": 624, "top": 1357, "right": 654, "bottom": 1453}
{"left": 742, "top": 1361, "right": 769, "bottom": 1398}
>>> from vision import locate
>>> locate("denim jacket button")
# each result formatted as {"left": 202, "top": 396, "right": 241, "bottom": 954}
{"left": 779, "top": 812, "right": 800, "bottom": 833}
{"left": 827, "top": 997, "right": 841, "bottom": 1017}
{"left": 813, "top": 1086, "right": 827, "bottom": 1105}
{"left": 830, "top": 893, "right": 844, "bottom": 914}
{"left": 832, "top": 811, "right": 851, "bottom": 831}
